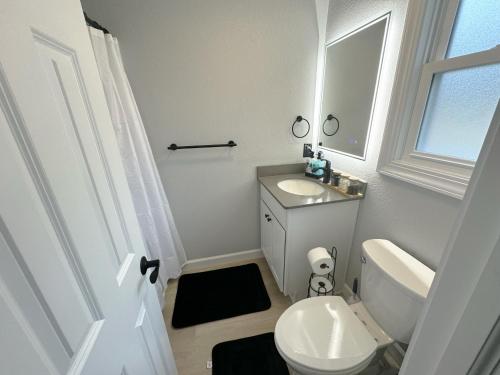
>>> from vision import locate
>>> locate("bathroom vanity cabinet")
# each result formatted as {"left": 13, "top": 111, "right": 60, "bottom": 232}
{"left": 259, "top": 181, "right": 361, "bottom": 302}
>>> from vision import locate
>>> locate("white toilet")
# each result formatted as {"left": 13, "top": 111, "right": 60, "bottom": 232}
{"left": 275, "top": 239, "right": 435, "bottom": 375}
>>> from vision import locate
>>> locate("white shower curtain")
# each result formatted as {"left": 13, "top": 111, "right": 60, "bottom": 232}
{"left": 88, "top": 27, "right": 186, "bottom": 293}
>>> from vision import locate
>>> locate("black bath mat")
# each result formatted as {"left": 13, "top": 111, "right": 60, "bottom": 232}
{"left": 212, "top": 332, "right": 289, "bottom": 375}
{"left": 171, "top": 263, "right": 271, "bottom": 328}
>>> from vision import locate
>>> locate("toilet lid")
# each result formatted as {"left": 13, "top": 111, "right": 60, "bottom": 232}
{"left": 275, "top": 296, "right": 377, "bottom": 373}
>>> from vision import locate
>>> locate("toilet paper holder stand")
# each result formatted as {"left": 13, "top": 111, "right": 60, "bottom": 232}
{"left": 307, "top": 246, "right": 338, "bottom": 298}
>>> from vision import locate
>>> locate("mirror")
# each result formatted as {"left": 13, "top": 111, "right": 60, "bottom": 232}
{"left": 319, "top": 15, "right": 389, "bottom": 159}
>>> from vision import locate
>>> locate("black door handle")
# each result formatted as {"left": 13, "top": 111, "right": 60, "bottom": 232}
{"left": 140, "top": 256, "right": 160, "bottom": 284}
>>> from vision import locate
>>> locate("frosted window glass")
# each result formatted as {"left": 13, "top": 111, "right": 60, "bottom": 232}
{"left": 446, "top": 0, "right": 500, "bottom": 58}
{"left": 416, "top": 63, "right": 500, "bottom": 161}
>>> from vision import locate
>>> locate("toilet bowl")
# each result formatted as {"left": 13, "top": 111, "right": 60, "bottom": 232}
{"left": 275, "top": 296, "right": 381, "bottom": 375}
{"left": 275, "top": 296, "right": 394, "bottom": 375}
{"left": 275, "top": 239, "right": 435, "bottom": 375}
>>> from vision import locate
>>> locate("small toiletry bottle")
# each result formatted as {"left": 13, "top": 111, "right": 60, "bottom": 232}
{"left": 339, "top": 173, "right": 350, "bottom": 193}
{"left": 305, "top": 160, "right": 312, "bottom": 175}
{"left": 347, "top": 177, "right": 360, "bottom": 195}
{"left": 331, "top": 171, "right": 341, "bottom": 187}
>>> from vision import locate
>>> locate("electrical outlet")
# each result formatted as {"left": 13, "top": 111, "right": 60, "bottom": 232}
{"left": 303, "top": 143, "right": 313, "bottom": 158}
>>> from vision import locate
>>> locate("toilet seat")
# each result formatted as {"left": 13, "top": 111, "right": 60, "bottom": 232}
{"left": 275, "top": 296, "right": 377, "bottom": 374}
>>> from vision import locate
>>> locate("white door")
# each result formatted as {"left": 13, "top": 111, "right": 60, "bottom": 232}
{"left": 0, "top": 0, "right": 176, "bottom": 374}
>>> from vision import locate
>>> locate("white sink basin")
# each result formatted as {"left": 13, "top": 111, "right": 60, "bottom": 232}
{"left": 277, "top": 179, "right": 325, "bottom": 196}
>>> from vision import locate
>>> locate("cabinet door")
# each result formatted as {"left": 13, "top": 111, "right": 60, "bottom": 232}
{"left": 260, "top": 200, "right": 273, "bottom": 265}
{"left": 271, "top": 219, "right": 286, "bottom": 292}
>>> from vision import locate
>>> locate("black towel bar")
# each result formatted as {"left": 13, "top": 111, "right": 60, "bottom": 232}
{"left": 167, "top": 140, "right": 237, "bottom": 151}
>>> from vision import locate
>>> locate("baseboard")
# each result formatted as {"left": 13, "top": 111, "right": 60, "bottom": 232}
{"left": 385, "top": 343, "right": 405, "bottom": 368}
{"left": 161, "top": 288, "right": 167, "bottom": 310}
{"left": 342, "top": 282, "right": 355, "bottom": 299}
{"left": 182, "top": 248, "right": 263, "bottom": 273}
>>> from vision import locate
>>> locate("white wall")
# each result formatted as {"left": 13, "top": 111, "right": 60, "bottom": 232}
{"left": 320, "top": 0, "right": 462, "bottom": 286}
{"left": 81, "top": 0, "right": 318, "bottom": 260}
{"left": 401, "top": 104, "right": 500, "bottom": 375}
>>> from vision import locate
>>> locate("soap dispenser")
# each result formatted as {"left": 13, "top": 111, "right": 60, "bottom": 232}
{"left": 312, "top": 151, "right": 331, "bottom": 183}
{"left": 303, "top": 144, "right": 315, "bottom": 175}
{"left": 305, "top": 152, "right": 323, "bottom": 179}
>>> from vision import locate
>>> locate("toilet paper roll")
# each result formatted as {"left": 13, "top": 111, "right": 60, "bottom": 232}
{"left": 309, "top": 276, "right": 333, "bottom": 297}
{"left": 307, "top": 247, "right": 334, "bottom": 275}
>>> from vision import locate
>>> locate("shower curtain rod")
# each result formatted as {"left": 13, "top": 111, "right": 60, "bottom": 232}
{"left": 84, "top": 12, "right": 110, "bottom": 34}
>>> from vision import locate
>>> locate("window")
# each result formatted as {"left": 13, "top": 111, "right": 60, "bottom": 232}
{"left": 445, "top": 0, "right": 500, "bottom": 58}
{"left": 415, "top": 64, "right": 499, "bottom": 161}
{"left": 379, "top": 0, "right": 500, "bottom": 199}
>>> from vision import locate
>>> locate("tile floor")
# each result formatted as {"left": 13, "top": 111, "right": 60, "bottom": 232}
{"left": 163, "top": 257, "right": 292, "bottom": 375}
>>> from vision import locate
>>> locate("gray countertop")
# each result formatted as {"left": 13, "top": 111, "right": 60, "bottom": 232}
{"left": 258, "top": 173, "right": 363, "bottom": 209}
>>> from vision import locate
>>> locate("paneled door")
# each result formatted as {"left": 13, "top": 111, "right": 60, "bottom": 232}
{"left": 0, "top": 0, "right": 176, "bottom": 374}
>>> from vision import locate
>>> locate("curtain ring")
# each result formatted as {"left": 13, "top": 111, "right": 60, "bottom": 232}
{"left": 292, "top": 115, "right": 310, "bottom": 138}
{"left": 322, "top": 114, "right": 340, "bottom": 136}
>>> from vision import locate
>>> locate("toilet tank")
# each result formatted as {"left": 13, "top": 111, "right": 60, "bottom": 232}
{"left": 360, "top": 239, "right": 435, "bottom": 344}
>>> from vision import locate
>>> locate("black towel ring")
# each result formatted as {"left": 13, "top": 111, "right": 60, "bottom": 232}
{"left": 322, "top": 114, "right": 340, "bottom": 136}
{"left": 292, "top": 116, "right": 310, "bottom": 138}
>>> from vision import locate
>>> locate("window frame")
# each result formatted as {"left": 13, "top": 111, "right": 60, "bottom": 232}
{"left": 378, "top": 0, "right": 500, "bottom": 199}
